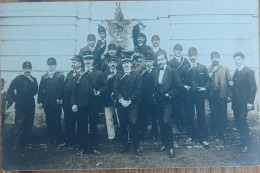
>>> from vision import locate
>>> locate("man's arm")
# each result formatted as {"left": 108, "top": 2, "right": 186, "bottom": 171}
{"left": 7, "top": 77, "right": 18, "bottom": 102}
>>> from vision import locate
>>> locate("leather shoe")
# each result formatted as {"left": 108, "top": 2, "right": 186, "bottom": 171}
{"left": 93, "top": 149, "right": 101, "bottom": 155}
{"left": 169, "top": 149, "right": 175, "bottom": 158}
{"left": 157, "top": 145, "right": 166, "bottom": 152}
{"left": 134, "top": 149, "right": 142, "bottom": 156}
{"left": 120, "top": 147, "right": 130, "bottom": 153}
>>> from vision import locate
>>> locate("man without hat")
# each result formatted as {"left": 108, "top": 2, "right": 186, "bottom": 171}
{"left": 168, "top": 44, "right": 189, "bottom": 132}
{"left": 96, "top": 25, "right": 107, "bottom": 55}
{"left": 230, "top": 52, "right": 257, "bottom": 153}
{"left": 113, "top": 55, "right": 142, "bottom": 156}
{"left": 101, "top": 57, "right": 122, "bottom": 143}
{"left": 180, "top": 47, "right": 211, "bottom": 147}
{"left": 71, "top": 51, "right": 105, "bottom": 155}
{"left": 152, "top": 53, "right": 183, "bottom": 158}
{"left": 38, "top": 57, "right": 65, "bottom": 146}
{"left": 58, "top": 55, "right": 84, "bottom": 146}
{"left": 7, "top": 61, "right": 38, "bottom": 152}
{"left": 208, "top": 51, "right": 231, "bottom": 139}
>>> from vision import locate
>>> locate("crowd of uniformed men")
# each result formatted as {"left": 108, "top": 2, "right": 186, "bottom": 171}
{"left": 2, "top": 25, "right": 257, "bottom": 158}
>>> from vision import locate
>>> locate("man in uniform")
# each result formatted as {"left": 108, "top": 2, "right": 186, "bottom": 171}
{"left": 180, "top": 47, "right": 211, "bottom": 147}
{"left": 113, "top": 55, "right": 142, "bottom": 156}
{"left": 102, "top": 56, "right": 122, "bottom": 143}
{"left": 153, "top": 53, "right": 183, "bottom": 158}
{"left": 168, "top": 44, "right": 189, "bottom": 132}
{"left": 208, "top": 51, "right": 231, "bottom": 138}
{"left": 231, "top": 52, "right": 257, "bottom": 153}
{"left": 79, "top": 34, "right": 102, "bottom": 70}
{"left": 96, "top": 25, "right": 107, "bottom": 55}
{"left": 101, "top": 43, "right": 119, "bottom": 72}
{"left": 7, "top": 61, "right": 38, "bottom": 152}
{"left": 38, "top": 57, "right": 65, "bottom": 145}
{"left": 71, "top": 51, "right": 105, "bottom": 155}
{"left": 151, "top": 35, "right": 167, "bottom": 60}
{"left": 58, "top": 55, "right": 84, "bottom": 146}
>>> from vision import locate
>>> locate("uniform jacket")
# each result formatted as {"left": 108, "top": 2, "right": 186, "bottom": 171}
{"left": 151, "top": 66, "right": 183, "bottom": 99}
{"left": 96, "top": 40, "right": 107, "bottom": 55}
{"left": 8, "top": 75, "right": 38, "bottom": 110}
{"left": 140, "top": 68, "right": 155, "bottom": 103}
{"left": 79, "top": 45, "right": 102, "bottom": 70}
{"left": 113, "top": 71, "right": 142, "bottom": 109}
{"left": 168, "top": 57, "right": 189, "bottom": 73}
{"left": 208, "top": 65, "right": 231, "bottom": 99}
{"left": 180, "top": 63, "right": 211, "bottom": 91}
{"left": 232, "top": 66, "right": 257, "bottom": 108}
{"left": 38, "top": 72, "right": 64, "bottom": 107}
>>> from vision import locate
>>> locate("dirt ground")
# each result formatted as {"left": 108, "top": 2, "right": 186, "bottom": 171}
{"left": 2, "top": 111, "right": 260, "bottom": 171}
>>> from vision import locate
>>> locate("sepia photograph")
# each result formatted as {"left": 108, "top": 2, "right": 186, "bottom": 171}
{"left": 0, "top": 0, "right": 259, "bottom": 171}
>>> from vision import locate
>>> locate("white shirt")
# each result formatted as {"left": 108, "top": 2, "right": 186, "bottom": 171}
{"left": 110, "top": 69, "right": 117, "bottom": 75}
{"left": 237, "top": 65, "right": 245, "bottom": 71}
{"left": 89, "top": 46, "right": 95, "bottom": 52}
{"left": 48, "top": 71, "right": 56, "bottom": 78}
{"left": 153, "top": 47, "right": 159, "bottom": 53}
{"left": 124, "top": 69, "right": 131, "bottom": 74}
{"left": 158, "top": 65, "right": 167, "bottom": 84}
{"left": 175, "top": 56, "right": 181, "bottom": 63}
{"left": 85, "top": 67, "right": 93, "bottom": 72}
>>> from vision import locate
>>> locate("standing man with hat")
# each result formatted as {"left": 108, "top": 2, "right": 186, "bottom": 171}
{"left": 152, "top": 53, "right": 183, "bottom": 158}
{"left": 7, "top": 61, "right": 38, "bottom": 152}
{"left": 132, "top": 47, "right": 146, "bottom": 74}
{"left": 101, "top": 43, "right": 120, "bottom": 72}
{"left": 58, "top": 55, "right": 84, "bottom": 146}
{"left": 137, "top": 33, "right": 152, "bottom": 56}
{"left": 71, "top": 51, "right": 104, "bottom": 155}
{"left": 180, "top": 47, "right": 211, "bottom": 147}
{"left": 230, "top": 52, "right": 257, "bottom": 153}
{"left": 151, "top": 35, "right": 167, "bottom": 60}
{"left": 102, "top": 56, "right": 122, "bottom": 143}
{"left": 79, "top": 34, "right": 102, "bottom": 70}
{"left": 168, "top": 44, "right": 189, "bottom": 132}
{"left": 208, "top": 51, "right": 231, "bottom": 138}
{"left": 113, "top": 55, "right": 142, "bottom": 156}
{"left": 38, "top": 57, "right": 65, "bottom": 145}
{"left": 96, "top": 25, "right": 107, "bottom": 55}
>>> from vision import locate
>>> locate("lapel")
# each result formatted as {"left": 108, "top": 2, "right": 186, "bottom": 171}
{"left": 154, "top": 70, "right": 160, "bottom": 87}
{"left": 160, "top": 66, "right": 170, "bottom": 86}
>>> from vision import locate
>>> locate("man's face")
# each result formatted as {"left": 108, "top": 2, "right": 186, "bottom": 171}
{"left": 152, "top": 39, "right": 160, "bottom": 48}
{"left": 211, "top": 56, "right": 220, "bottom": 66}
{"left": 108, "top": 49, "right": 117, "bottom": 57}
{"left": 48, "top": 65, "right": 56, "bottom": 72}
{"left": 84, "top": 59, "right": 94, "bottom": 68}
{"left": 144, "top": 59, "right": 154, "bottom": 68}
{"left": 71, "top": 60, "right": 81, "bottom": 70}
{"left": 107, "top": 61, "right": 118, "bottom": 70}
{"left": 88, "top": 39, "right": 96, "bottom": 47}
{"left": 122, "top": 61, "right": 132, "bottom": 71}
{"left": 174, "top": 49, "right": 182, "bottom": 57}
{"left": 137, "top": 37, "right": 144, "bottom": 45}
{"left": 234, "top": 56, "right": 244, "bottom": 67}
{"left": 157, "top": 55, "right": 167, "bottom": 67}
{"left": 99, "top": 32, "right": 106, "bottom": 40}
{"left": 189, "top": 55, "right": 198, "bottom": 63}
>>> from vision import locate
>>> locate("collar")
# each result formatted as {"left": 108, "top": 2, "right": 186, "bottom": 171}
{"left": 174, "top": 56, "right": 182, "bottom": 62}
{"left": 48, "top": 71, "right": 56, "bottom": 75}
{"left": 124, "top": 69, "right": 131, "bottom": 74}
{"left": 102, "top": 39, "right": 106, "bottom": 43}
{"left": 110, "top": 69, "right": 117, "bottom": 73}
{"left": 88, "top": 45, "right": 95, "bottom": 51}
{"left": 190, "top": 62, "right": 198, "bottom": 68}
{"left": 1, "top": 89, "right": 4, "bottom": 94}
{"left": 153, "top": 47, "right": 159, "bottom": 53}
{"left": 76, "top": 68, "right": 82, "bottom": 73}
{"left": 85, "top": 67, "right": 93, "bottom": 72}
{"left": 237, "top": 65, "right": 245, "bottom": 71}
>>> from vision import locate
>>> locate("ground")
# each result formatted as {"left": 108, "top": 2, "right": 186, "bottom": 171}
{"left": 2, "top": 109, "right": 260, "bottom": 171}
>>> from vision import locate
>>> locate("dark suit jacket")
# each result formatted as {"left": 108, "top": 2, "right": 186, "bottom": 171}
{"left": 152, "top": 66, "right": 183, "bottom": 99}
{"left": 38, "top": 72, "right": 64, "bottom": 107}
{"left": 113, "top": 71, "right": 142, "bottom": 109}
{"left": 168, "top": 57, "right": 189, "bottom": 72}
{"left": 232, "top": 66, "right": 257, "bottom": 108}
{"left": 96, "top": 39, "right": 107, "bottom": 55}
{"left": 8, "top": 75, "right": 38, "bottom": 110}
{"left": 79, "top": 45, "right": 102, "bottom": 70}
{"left": 140, "top": 68, "right": 155, "bottom": 103}
{"left": 152, "top": 48, "right": 167, "bottom": 59}
{"left": 180, "top": 63, "right": 211, "bottom": 91}
{"left": 71, "top": 69, "right": 105, "bottom": 108}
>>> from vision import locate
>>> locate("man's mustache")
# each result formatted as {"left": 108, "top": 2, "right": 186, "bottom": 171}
{"left": 111, "top": 65, "right": 115, "bottom": 67}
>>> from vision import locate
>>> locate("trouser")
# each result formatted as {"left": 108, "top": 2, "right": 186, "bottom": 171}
{"left": 138, "top": 101, "right": 157, "bottom": 137}
{"left": 44, "top": 104, "right": 62, "bottom": 142}
{"left": 14, "top": 108, "right": 35, "bottom": 149}
{"left": 117, "top": 106, "right": 139, "bottom": 150}
{"left": 2, "top": 110, "right": 6, "bottom": 127}
{"left": 173, "top": 92, "right": 186, "bottom": 129}
{"left": 78, "top": 104, "right": 98, "bottom": 150}
{"left": 104, "top": 106, "right": 119, "bottom": 140}
{"left": 233, "top": 103, "right": 249, "bottom": 147}
{"left": 184, "top": 91, "right": 207, "bottom": 141}
{"left": 62, "top": 102, "right": 77, "bottom": 144}
{"left": 156, "top": 95, "right": 174, "bottom": 149}
{"left": 208, "top": 91, "right": 227, "bottom": 136}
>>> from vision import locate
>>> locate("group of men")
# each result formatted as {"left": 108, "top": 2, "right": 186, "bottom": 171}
{"left": 2, "top": 25, "right": 257, "bottom": 158}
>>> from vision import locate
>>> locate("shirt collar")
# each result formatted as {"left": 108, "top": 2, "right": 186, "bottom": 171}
{"left": 153, "top": 47, "right": 159, "bottom": 53}
{"left": 124, "top": 69, "right": 131, "bottom": 74}
{"left": 86, "top": 67, "right": 93, "bottom": 72}
{"left": 175, "top": 56, "right": 182, "bottom": 62}
{"left": 237, "top": 65, "right": 245, "bottom": 71}
{"left": 76, "top": 68, "right": 82, "bottom": 73}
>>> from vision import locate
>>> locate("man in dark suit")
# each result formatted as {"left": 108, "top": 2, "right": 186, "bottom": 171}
{"left": 79, "top": 34, "right": 102, "bottom": 70}
{"left": 8, "top": 61, "right": 38, "bottom": 152}
{"left": 71, "top": 51, "right": 105, "bottom": 155}
{"left": 58, "top": 55, "right": 84, "bottom": 146}
{"left": 168, "top": 44, "right": 189, "bottom": 132}
{"left": 153, "top": 53, "right": 183, "bottom": 158}
{"left": 137, "top": 33, "right": 152, "bottom": 56}
{"left": 113, "top": 55, "right": 142, "bottom": 156}
{"left": 38, "top": 57, "right": 65, "bottom": 145}
{"left": 180, "top": 47, "right": 211, "bottom": 147}
{"left": 208, "top": 51, "right": 231, "bottom": 138}
{"left": 101, "top": 43, "right": 120, "bottom": 72}
{"left": 102, "top": 57, "right": 122, "bottom": 143}
{"left": 231, "top": 52, "right": 257, "bottom": 153}
{"left": 96, "top": 25, "right": 107, "bottom": 55}
{"left": 151, "top": 35, "right": 167, "bottom": 60}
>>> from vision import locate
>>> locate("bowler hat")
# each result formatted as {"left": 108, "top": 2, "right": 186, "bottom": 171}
{"left": 98, "top": 26, "right": 106, "bottom": 34}
{"left": 47, "top": 57, "right": 57, "bottom": 65}
{"left": 87, "top": 34, "right": 96, "bottom": 41}
{"left": 188, "top": 47, "right": 198, "bottom": 56}
{"left": 108, "top": 43, "right": 117, "bottom": 50}
{"left": 71, "top": 55, "right": 83, "bottom": 63}
{"left": 211, "top": 51, "right": 220, "bottom": 58}
{"left": 23, "top": 61, "right": 32, "bottom": 69}
{"left": 151, "top": 35, "right": 160, "bottom": 41}
{"left": 174, "top": 44, "right": 183, "bottom": 51}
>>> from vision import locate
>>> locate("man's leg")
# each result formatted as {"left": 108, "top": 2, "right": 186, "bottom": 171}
{"left": 104, "top": 107, "right": 115, "bottom": 140}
